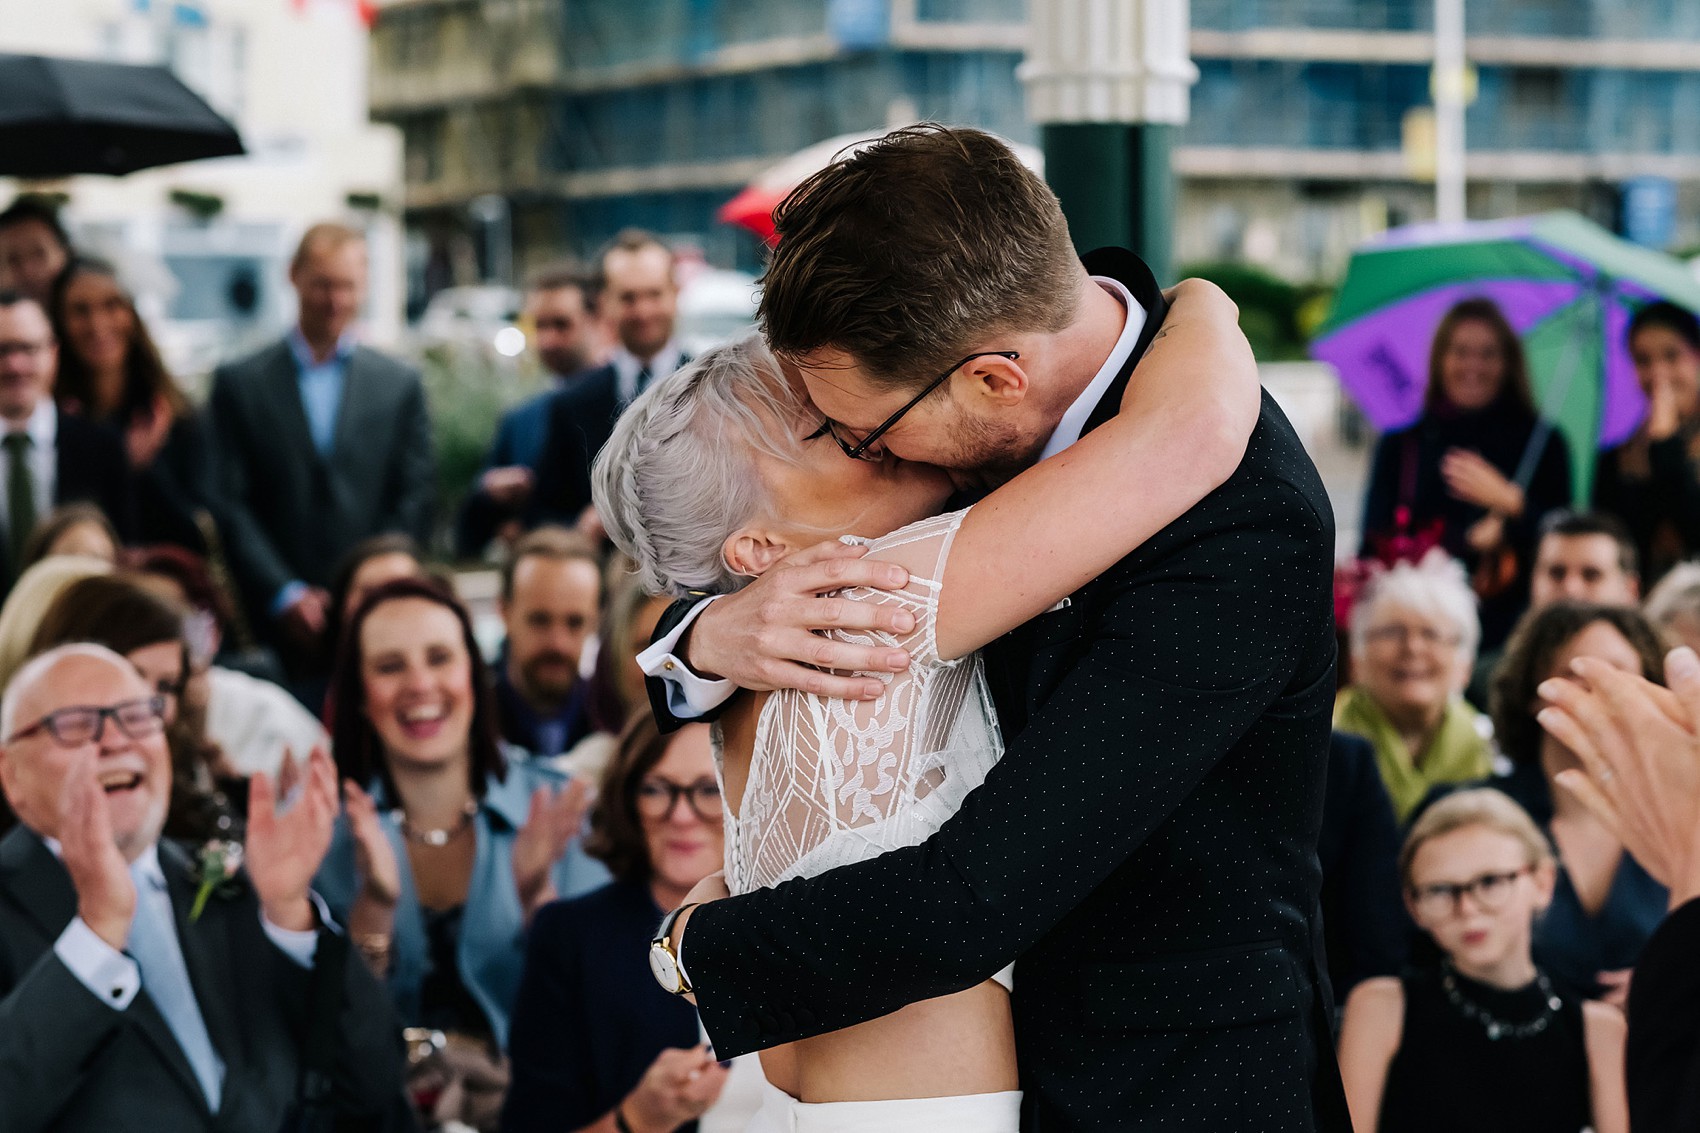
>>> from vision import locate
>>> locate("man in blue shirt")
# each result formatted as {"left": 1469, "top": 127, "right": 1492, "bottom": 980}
{"left": 207, "top": 223, "right": 435, "bottom": 671}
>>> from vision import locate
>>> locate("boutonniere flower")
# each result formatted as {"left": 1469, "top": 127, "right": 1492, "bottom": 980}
{"left": 190, "top": 839, "right": 244, "bottom": 922}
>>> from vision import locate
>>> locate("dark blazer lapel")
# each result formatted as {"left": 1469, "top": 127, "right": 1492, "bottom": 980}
{"left": 328, "top": 347, "right": 376, "bottom": 468}
{"left": 160, "top": 841, "right": 247, "bottom": 1094}
{"left": 0, "top": 830, "right": 212, "bottom": 1111}
{"left": 0, "top": 827, "right": 76, "bottom": 941}
{"left": 263, "top": 340, "right": 322, "bottom": 466}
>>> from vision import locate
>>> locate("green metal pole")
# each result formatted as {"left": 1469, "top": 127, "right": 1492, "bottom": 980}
{"left": 1042, "top": 122, "right": 1176, "bottom": 284}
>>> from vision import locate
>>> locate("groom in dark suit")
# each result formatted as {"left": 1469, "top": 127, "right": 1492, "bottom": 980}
{"left": 642, "top": 126, "right": 1349, "bottom": 1131}
{"left": 0, "top": 644, "right": 405, "bottom": 1132}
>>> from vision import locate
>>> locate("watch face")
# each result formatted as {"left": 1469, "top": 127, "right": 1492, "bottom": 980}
{"left": 649, "top": 941, "right": 679, "bottom": 992}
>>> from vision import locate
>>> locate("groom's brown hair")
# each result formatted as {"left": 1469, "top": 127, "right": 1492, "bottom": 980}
{"left": 758, "top": 123, "right": 1080, "bottom": 391}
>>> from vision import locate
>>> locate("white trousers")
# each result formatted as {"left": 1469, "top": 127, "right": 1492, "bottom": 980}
{"left": 746, "top": 1080, "right": 1022, "bottom": 1132}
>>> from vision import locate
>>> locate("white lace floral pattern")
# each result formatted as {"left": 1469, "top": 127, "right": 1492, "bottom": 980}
{"left": 717, "top": 508, "right": 1004, "bottom": 897}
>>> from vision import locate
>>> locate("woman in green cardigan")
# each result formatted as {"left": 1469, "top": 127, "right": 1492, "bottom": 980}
{"left": 1336, "top": 550, "right": 1495, "bottom": 822}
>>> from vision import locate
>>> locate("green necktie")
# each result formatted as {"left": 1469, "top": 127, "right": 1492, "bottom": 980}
{"left": 5, "top": 431, "right": 36, "bottom": 570}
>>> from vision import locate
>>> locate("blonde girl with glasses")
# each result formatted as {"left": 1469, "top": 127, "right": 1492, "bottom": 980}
{"left": 1338, "top": 789, "right": 1627, "bottom": 1133}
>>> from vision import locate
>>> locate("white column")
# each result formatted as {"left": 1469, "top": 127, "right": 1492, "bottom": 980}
{"left": 1433, "top": 0, "right": 1467, "bottom": 224}
{"left": 1018, "top": 0, "right": 1198, "bottom": 126}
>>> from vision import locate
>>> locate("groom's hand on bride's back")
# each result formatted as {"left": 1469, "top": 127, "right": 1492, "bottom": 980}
{"left": 684, "top": 540, "right": 914, "bottom": 700}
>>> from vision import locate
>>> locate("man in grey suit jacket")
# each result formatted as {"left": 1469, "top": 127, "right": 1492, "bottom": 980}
{"left": 208, "top": 223, "right": 434, "bottom": 660}
{"left": 0, "top": 644, "right": 406, "bottom": 1132}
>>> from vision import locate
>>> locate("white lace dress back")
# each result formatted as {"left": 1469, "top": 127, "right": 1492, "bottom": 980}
{"left": 715, "top": 508, "right": 1012, "bottom": 989}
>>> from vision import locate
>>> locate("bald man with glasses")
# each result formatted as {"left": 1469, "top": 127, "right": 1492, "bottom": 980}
{"left": 0, "top": 644, "right": 405, "bottom": 1132}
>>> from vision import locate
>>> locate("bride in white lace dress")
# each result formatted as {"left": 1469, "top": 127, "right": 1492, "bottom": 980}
{"left": 595, "top": 280, "right": 1261, "bottom": 1131}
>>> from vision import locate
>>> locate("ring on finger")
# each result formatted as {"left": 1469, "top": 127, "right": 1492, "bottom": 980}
{"left": 1598, "top": 767, "right": 1616, "bottom": 783}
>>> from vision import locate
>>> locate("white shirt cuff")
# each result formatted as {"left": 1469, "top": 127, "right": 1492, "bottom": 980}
{"left": 55, "top": 917, "right": 140, "bottom": 1010}
{"left": 260, "top": 890, "right": 334, "bottom": 969}
{"left": 636, "top": 596, "right": 735, "bottom": 718}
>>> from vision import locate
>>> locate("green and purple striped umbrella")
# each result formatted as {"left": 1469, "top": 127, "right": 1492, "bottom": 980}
{"left": 1311, "top": 211, "right": 1700, "bottom": 499}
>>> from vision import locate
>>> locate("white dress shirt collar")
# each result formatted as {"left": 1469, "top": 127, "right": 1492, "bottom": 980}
{"left": 6, "top": 396, "right": 57, "bottom": 450}
{"left": 1037, "top": 276, "right": 1145, "bottom": 461}
{"left": 42, "top": 833, "right": 162, "bottom": 885}
{"left": 613, "top": 341, "right": 684, "bottom": 403}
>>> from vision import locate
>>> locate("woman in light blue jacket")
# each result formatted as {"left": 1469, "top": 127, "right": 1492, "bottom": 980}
{"left": 315, "top": 576, "right": 608, "bottom": 1056}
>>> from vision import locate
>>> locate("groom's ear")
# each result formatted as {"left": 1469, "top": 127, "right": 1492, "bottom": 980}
{"left": 960, "top": 353, "right": 1030, "bottom": 408}
{"left": 723, "top": 530, "right": 792, "bottom": 578}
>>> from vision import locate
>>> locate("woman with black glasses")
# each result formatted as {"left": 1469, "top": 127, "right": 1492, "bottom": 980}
{"left": 503, "top": 713, "right": 751, "bottom": 1133}
{"left": 1337, "top": 789, "right": 1627, "bottom": 1133}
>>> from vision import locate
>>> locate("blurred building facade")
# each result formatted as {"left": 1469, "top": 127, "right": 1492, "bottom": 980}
{"left": 0, "top": 0, "right": 406, "bottom": 378}
{"left": 369, "top": 0, "right": 1700, "bottom": 295}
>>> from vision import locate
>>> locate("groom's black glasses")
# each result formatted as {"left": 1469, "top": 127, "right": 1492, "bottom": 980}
{"left": 819, "top": 350, "right": 1020, "bottom": 461}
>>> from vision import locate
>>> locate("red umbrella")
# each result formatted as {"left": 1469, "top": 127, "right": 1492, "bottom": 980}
{"left": 718, "top": 130, "right": 1044, "bottom": 245}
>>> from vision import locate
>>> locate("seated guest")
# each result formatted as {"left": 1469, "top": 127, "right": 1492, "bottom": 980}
{"left": 1320, "top": 731, "right": 1410, "bottom": 1002}
{"left": 315, "top": 577, "right": 609, "bottom": 1131}
{"left": 1643, "top": 559, "right": 1700, "bottom": 654}
{"left": 1478, "top": 602, "right": 1670, "bottom": 1003}
{"left": 128, "top": 545, "right": 317, "bottom": 751}
{"left": 587, "top": 564, "right": 672, "bottom": 736}
{"left": 21, "top": 502, "right": 120, "bottom": 568}
{"left": 27, "top": 573, "right": 237, "bottom": 842}
{"left": 503, "top": 714, "right": 740, "bottom": 1133}
{"left": 296, "top": 532, "right": 431, "bottom": 718}
{"left": 1337, "top": 789, "right": 1628, "bottom": 1133}
{"left": 327, "top": 533, "right": 430, "bottom": 659}
{"left": 0, "top": 196, "right": 71, "bottom": 306}
{"left": 50, "top": 256, "right": 214, "bottom": 553}
{"left": 0, "top": 292, "right": 133, "bottom": 588}
{"left": 495, "top": 528, "right": 601, "bottom": 760}
{"left": 458, "top": 264, "right": 602, "bottom": 558}
{"left": 0, "top": 643, "right": 406, "bottom": 1131}
{"left": 1466, "top": 510, "right": 1641, "bottom": 709}
{"left": 0, "top": 554, "right": 111, "bottom": 693}
{"left": 1594, "top": 301, "right": 1700, "bottom": 584}
{"left": 1335, "top": 551, "right": 1492, "bottom": 822}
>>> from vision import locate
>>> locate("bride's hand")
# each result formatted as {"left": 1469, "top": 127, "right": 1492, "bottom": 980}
{"left": 681, "top": 541, "right": 916, "bottom": 700}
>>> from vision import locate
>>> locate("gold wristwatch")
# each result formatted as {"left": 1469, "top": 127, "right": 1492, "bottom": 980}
{"left": 649, "top": 903, "right": 698, "bottom": 995}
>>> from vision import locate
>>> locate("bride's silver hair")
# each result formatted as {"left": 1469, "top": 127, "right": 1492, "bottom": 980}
{"left": 594, "top": 333, "right": 814, "bottom": 598}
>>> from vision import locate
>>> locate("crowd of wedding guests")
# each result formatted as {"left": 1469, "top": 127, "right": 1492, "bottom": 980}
{"left": 1329, "top": 291, "right": 1700, "bottom": 1131}
{"left": 0, "top": 196, "right": 753, "bottom": 1133}
{"left": 6, "top": 183, "right": 1700, "bottom": 1133}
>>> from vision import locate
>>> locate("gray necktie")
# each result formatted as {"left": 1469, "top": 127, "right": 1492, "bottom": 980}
{"left": 127, "top": 862, "right": 225, "bottom": 1110}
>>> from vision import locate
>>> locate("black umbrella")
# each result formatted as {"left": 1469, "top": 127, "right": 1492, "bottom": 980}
{"left": 0, "top": 52, "right": 245, "bottom": 177}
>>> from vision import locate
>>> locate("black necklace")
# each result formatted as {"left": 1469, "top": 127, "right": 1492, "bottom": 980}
{"left": 395, "top": 799, "right": 479, "bottom": 847}
{"left": 1441, "top": 960, "right": 1563, "bottom": 1041}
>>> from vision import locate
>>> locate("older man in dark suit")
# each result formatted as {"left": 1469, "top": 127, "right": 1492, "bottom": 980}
{"left": 0, "top": 643, "right": 405, "bottom": 1132}
{"left": 0, "top": 292, "right": 132, "bottom": 586}
{"left": 207, "top": 223, "right": 434, "bottom": 665}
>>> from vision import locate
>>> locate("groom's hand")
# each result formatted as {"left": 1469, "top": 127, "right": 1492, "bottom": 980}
{"left": 684, "top": 541, "right": 913, "bottom": 700}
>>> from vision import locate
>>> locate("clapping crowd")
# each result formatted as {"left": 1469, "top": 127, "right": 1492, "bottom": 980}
{"left": 5, "top": 186, "right": 1700, "bottom": 1133}
{"left": 0, "top": 199, "right": 750, "bottom": 1133}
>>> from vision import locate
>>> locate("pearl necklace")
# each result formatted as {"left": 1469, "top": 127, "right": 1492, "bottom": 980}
{"left": 1441, "top": 960, "right": 1563, "bottom": 1041}
{"left": 395, "top": 799, "right": 479, "bottom": 847}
